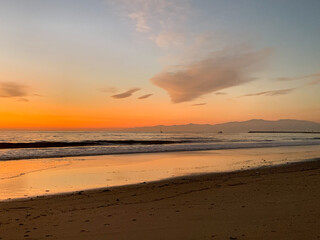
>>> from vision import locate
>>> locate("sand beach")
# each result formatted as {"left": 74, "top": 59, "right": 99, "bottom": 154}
{"left": 1, "top": 158, "right": 319, "bottom": 240}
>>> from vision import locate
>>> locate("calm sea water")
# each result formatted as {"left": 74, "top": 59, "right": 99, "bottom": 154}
{"left": 0, "top": 131, "right": 319, "bottom": 161}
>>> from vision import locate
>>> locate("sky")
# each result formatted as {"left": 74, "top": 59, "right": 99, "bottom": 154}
{"left": 0, "top": 0, "right": 319, "bottom": 129}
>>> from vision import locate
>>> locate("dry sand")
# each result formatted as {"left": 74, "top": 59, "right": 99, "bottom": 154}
{"left": 0, "top": 159, "right": 320, "bottom": 240}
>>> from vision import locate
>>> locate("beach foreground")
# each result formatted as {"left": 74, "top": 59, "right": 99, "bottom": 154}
{"left": 1, "top": 159, "right": 320, "bottom": 240}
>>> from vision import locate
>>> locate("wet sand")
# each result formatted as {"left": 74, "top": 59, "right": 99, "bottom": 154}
{"left": 1, "top": 159, "right": 320, "bottom": 239}
{"left": 2, "top": 145, "right": 320, "bottom": 200}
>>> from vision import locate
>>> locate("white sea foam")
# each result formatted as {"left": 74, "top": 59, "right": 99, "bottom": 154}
{"left": 0, "top": 139, "right": 319, "bottom": 161}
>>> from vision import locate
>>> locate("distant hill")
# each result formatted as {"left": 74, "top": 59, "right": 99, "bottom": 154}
{"left": 122, "top": 119, "right": 320, "bottom": 133}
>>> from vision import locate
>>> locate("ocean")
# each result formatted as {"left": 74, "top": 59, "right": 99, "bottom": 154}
{"left": 0, "top": 131, "right": 319, "bottom": 161}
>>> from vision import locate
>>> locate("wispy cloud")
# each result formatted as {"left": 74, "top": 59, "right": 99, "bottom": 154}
{"left": 192, "top": 103, "right": 206, "bottom": 106}
{"left": 241, "top": 88, "right": 295, "bottom": 97}
{"left": 150, "top": 31, "right": 185, "bottom": 48}
{"left": 111, "top": 88, "right": 140, "bottom": 99}
{"left": 128, "top": 12, "right": 150, "bottom": 32}
{"left": 276, "top": 72, "right": 320, "bottom": 81}
{"left": 215, "top": 92, "right": 227, "bottom": 95}
{"left": 150, "top": 46, "right": 272, "bottom": 103}
{"left": 17, "top": 98, "right": 29, "bottom": 102}
{"left": 0, "top": 82, "right": 29, "bottom": 98}
{"left": 308, "top": 78, "right": 320, "bottom": 85}
{"left": 138, "top": 93, "right": 153, "bottom": 99}
{"left": 111, "top": 0, "right": 189, "bottom": 48}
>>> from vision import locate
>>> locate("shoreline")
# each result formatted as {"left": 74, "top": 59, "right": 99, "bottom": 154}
{"left": 1, "top": 141, "right": 319, "bottom": 161}
{"left": 1, "top": 145, "right": 320, "bottom": 201}
{"left": 2, "top": 156, "right": 320, "bottom": 203}
{"left": 1, "top": 158, "right": 320, "bottom": 239}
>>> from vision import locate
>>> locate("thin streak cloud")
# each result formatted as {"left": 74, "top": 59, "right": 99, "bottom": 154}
{"left": 192, "top": 103, "right": 206, "bottom": 106}
{"left": 276, "top": 72, "right": 320, "bottom": 81}
{"left": 241, "top": 88, "right": 295, "bottom": 97}
{"left": 215, "top": 92, "right": 227, "bottom": 95}
{"left": 111, "top": 88, "right": 140, "bottom": 99}
{"left": 138, "top": 94, "right": 153, "bottom": 99}
{"left": 308, "top": 78, "right": 320, "bottom": 85}
{"left": 18, "top": 98, "right": 29, "bottom": 102}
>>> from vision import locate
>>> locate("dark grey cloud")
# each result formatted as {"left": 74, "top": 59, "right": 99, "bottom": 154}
{"left": 192, "top": 103, "right": 206, "bottom": 106}
{"left": 138, "top": 93, "right": 153, "bottom": 99}
{"left": 0, "top": 82, "right": 28, "bottom": 98}
{"left": 242, "top": 88, "right": 295, "bottom": 97}
{"left": 111, "top": 88, "right": 140, "bottom": 99}
{"left": 150, "top": 47, "right": 272, "bottom": 103}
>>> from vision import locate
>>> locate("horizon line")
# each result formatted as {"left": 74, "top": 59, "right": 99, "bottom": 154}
{"left": 0, "top": 118, "right": 319, "bottom": 131}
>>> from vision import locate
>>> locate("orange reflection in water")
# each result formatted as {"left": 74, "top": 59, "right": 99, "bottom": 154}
{"left": 0, "top": 145, "right": 319, "bottom": 200}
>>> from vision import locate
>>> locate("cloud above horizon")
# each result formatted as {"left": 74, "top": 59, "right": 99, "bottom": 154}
{"left": 18, "top": 98, "right": 29, "bottom": 102}
{"left": 215, "top": 92, "right": 227, "bottom": 95}
{"left": 138, "top": 93, "right": 153, "bottom": 99}
{"left": 111, "top": 88, "right": 140, "bottom": 99}
{"left": 276, "top": 72, "right": 320, "bottom": 81}
{"left": 150, "top": 47, "right": 272, "bottom": 103}
{"left": 192, "top": 103, "right": 206, "bottom": 106}
{"left": 0, "top": 82, "right": 29, "bottom": 98}
{"left": 308, "top": 78, "right": 320, "bottom": 85}
{"left": 112, "top": 0, "right": 189, "bottom": 48}
{"left": 241, "top": 88, "right": 295, "bottom": 97}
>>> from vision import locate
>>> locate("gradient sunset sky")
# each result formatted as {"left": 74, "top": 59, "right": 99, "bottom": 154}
{"left": 0, "top": 0, "right": 319, "bottom": 129}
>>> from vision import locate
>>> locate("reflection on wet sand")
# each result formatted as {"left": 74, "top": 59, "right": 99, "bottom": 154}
{"left": 1, "top": 145, "right": 319, "bottom": 200}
